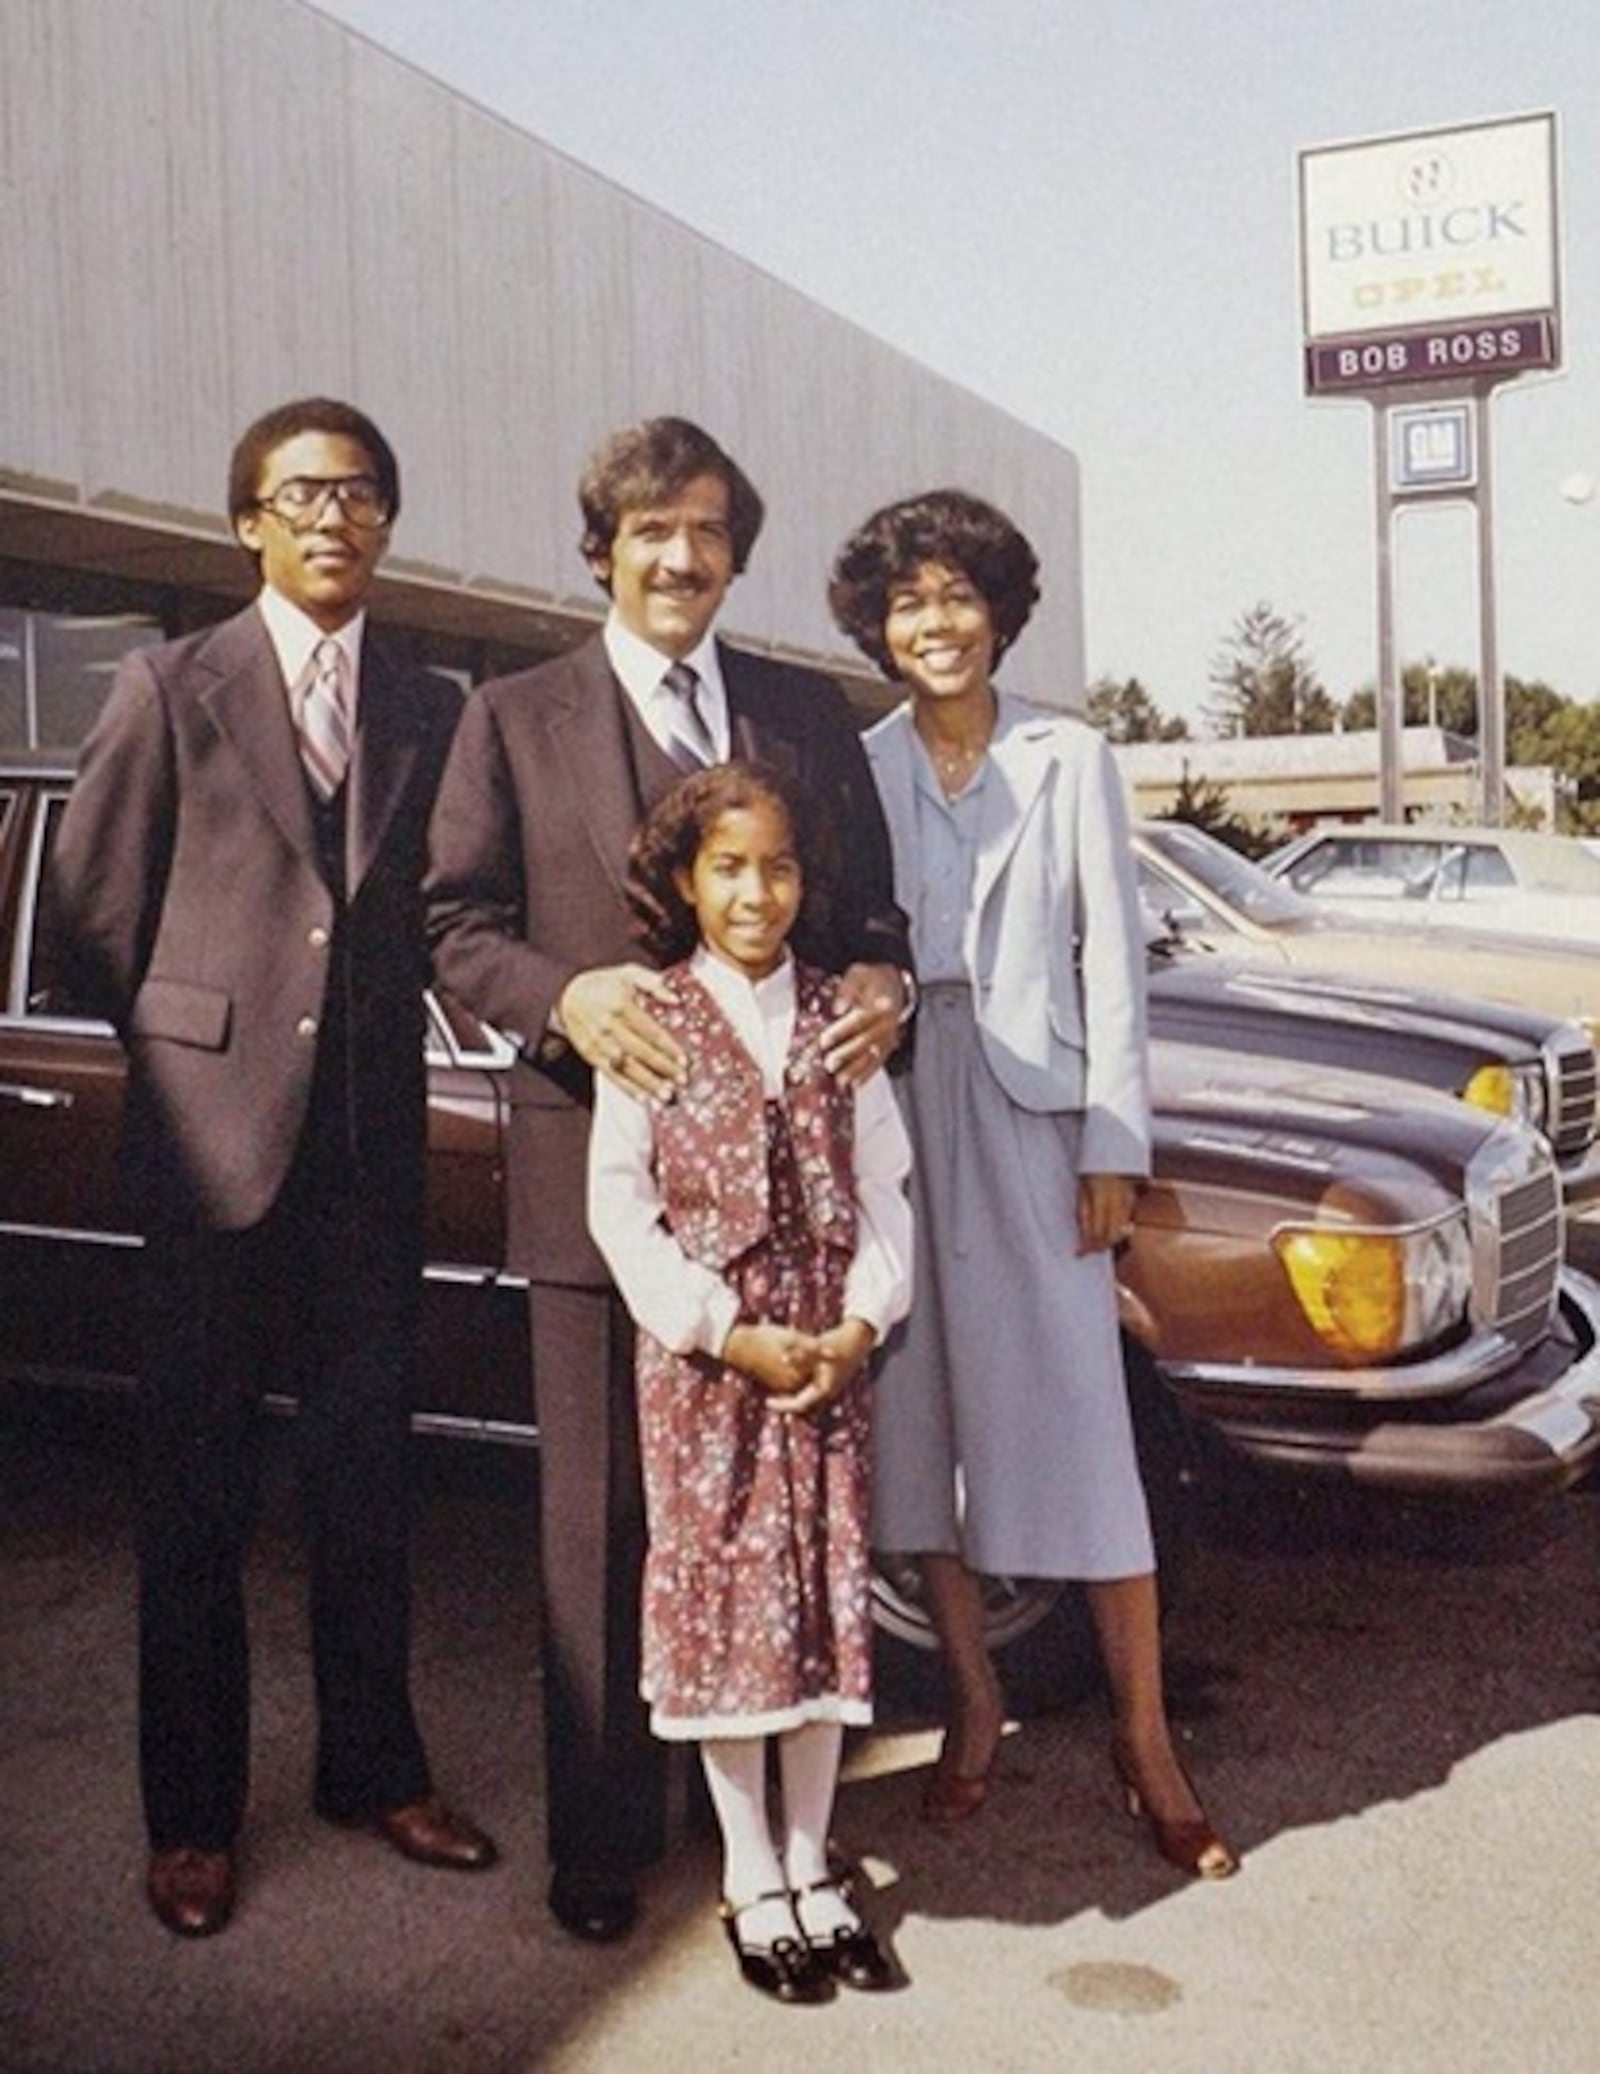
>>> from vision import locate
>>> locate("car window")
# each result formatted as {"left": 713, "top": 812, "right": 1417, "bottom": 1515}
{"left": 426, "top": 989, "right": 517, "bottom": 1070}
{"left": 17, "top": 792, "right": 102, "bottom": 1020}
{"left": 1139, "top": 823, "right": 1311, "bottom": 925}
{"left": 1463, "top": 846, "right": 1515, "bottom": 892}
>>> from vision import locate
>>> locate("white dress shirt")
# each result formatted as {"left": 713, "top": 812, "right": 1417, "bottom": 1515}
{"left": 257, "top": 585, "right": 365, "bottom": 727}
{"left": 603, "top": 611, "right": 730, "bottom": 764}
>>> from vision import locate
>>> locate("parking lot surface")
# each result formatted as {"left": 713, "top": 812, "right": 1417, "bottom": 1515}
{"left": 3, "top": 1386, "right": 1598, "bottom": 2074}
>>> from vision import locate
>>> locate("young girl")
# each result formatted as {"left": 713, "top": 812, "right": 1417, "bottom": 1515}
{"left": 587, "top": 762, "right": 912, "bottom": 2005}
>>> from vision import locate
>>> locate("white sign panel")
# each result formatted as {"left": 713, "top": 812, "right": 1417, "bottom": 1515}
{"left": 1298, "top": 113, "right": 1559, "bottom": 393}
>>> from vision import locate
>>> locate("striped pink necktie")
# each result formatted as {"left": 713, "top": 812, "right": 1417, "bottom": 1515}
{"left": 298, "top": 638, "right": 352, "bottom": 800}
{"left": 662, "top": 661, "right": 715, "bottom": 770}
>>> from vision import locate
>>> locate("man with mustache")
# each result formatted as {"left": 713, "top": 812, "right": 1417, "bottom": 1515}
{"left": 426, "top": 416, "right": 910, "bottom": 1944}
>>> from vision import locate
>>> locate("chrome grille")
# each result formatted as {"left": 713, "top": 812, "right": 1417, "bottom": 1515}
{"left": 1550, "top": 1038, "right": 1598, "bottom": 1160}
{"left": 1489, "top": 1166, "right": 1562, "bottom": 1350}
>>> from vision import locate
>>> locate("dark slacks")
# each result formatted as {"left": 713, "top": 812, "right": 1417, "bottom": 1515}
{"left": 530, "top": 1282, "right": 666, "bottom": 1877}
{"left": 135, "top": 1158, "right": 430, "bottom": 1851}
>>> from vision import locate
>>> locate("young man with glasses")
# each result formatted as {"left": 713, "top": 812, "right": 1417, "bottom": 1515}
{"left": 48, "top": 397, "right": 497, "bottom": 1939}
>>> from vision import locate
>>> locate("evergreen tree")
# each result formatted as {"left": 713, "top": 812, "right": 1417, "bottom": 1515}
{"left": 1086, "top": 674, "right": 1189, "bottom": 743}
{"left": 1206, "top": 602, "right": 1334, "bottom": 736}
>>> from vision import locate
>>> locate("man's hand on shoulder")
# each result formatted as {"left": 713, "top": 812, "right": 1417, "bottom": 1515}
{"left": 557, "top": 964, "right": 687, "bottom": 1101}
{"left": 820, "top": 963, "right": 907, "bottom": 1086}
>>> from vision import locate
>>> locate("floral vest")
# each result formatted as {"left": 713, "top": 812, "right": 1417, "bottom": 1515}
{"left": 650, "top": 960, "right": 857, "bottom": 1273}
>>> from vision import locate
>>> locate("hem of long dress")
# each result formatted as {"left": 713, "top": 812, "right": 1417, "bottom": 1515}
{"left": 647, "top": 1696, "right": 873, "bottom": 1742}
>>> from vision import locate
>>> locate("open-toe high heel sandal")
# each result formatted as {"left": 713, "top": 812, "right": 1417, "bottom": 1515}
{"left": 1111, "top": 1741, "right": 1239, "bottom": 1881}
{"left": 920, "top": 1700, "right": 1004, "bottom": 1826}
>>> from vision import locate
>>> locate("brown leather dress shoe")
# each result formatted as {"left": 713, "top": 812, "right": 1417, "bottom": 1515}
{"left": 146, "top": 1847, "right": 236, "bottom": 1938}
{"left": 368, "top": 1794, "right": 499, "bottom": 1872}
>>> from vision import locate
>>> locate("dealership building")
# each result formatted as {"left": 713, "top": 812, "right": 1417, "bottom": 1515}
{"left": 1, "top": 0, "right": 1082, "bottom": 751}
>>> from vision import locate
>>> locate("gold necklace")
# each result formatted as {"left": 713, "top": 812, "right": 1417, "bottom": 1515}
{"left": 927, "top": 733, "right": 988, "bottom": 786}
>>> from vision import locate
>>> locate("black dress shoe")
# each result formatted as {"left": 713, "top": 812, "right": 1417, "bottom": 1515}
{"left": 720, "top": 1892, "right": 834, "bottom": 2005}
{"left": 548, "top": 1868, "right": 639, "bottom": 1944}
{"left": 793, "top": 1876, "right": 898, "bottom": 1991}
{"left": 147, "top": 1847, "right": 236, "bottom": 1938}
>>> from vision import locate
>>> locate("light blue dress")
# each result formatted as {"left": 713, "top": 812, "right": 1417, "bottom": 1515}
{"left": 870, "top": 729, "right": 1154, "bottom": 1581}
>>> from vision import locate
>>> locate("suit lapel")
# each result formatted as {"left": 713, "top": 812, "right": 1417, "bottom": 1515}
{"left": 347, "top": 634, "right": 420, "bottom": 896}
{"left": 547, "top": 637, "right": 646, "bottom": 905}
{"left": 722, "top": 643, "right": 803, "bottom": 777}
{"left": 970, "top": 696, "right": 1054, "bottom": 922}
{"left": 863, "top": 706, "right": 922, "bottom": 914}
{"left": 199, "top": 608, "right": 320, "bottom": 868}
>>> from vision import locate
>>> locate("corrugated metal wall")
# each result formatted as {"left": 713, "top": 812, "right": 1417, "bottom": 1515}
{"left": 0, "top": 0, "right": 1083, "bottom": 699}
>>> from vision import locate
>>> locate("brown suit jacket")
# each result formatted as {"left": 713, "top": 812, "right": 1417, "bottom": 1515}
{"left": 49, "top": 604, "right": 463, "bottom": 1233}
{"left": 425, "top": 632, "right": 908, "bottom": 1283}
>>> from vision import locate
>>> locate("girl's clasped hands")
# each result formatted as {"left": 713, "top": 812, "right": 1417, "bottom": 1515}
{"left": 723, "top": 1318, "right": 877, "bottom": 1414}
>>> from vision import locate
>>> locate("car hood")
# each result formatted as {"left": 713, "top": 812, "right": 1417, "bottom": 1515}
{"left": 1148, "top": 951, "right": 1555, "bottom": 1075}
{"left": 1149, "top": 1034, "right": 1511, "bottom": 1206}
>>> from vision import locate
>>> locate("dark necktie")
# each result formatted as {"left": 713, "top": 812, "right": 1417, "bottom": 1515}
{"left": 297, "top": 638, "right": 353, "bottom": 799}
{"left": 662, "top": 660, "right": 715, "bottom": 771}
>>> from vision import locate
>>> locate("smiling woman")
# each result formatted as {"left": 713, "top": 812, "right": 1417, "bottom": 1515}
{"left": 828, "top": 487, "right": 1239, "bottom": 1879}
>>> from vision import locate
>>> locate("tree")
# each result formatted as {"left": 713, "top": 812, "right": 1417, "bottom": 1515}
{"left": 1206, "top": 602, "right": 1334, "bottom": 737}
{"left": 1158, "top": 767, "right": 1277, "bottom": 859}
{"left": 1505, "top": 675, "right": 1567, "bottom": 747}
{"left": 1343, "top": 663, "right": 1489, "bottom": 736}
{"left": 1086, "top": 674, "right": 1189, "bottom": 743}
{"left": 1512, "top": 697, "right": 1600, "bottom": 831}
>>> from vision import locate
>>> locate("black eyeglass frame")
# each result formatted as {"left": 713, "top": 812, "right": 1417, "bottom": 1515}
{"left": 252, "top": 475, "right": 393, "bottom": 531}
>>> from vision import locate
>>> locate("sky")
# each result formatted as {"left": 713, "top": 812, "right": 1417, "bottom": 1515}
{"left": 310, "top": 0, "right": 1599, "bottom": 726}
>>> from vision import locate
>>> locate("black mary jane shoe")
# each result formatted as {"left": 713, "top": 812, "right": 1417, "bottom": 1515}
{"left": 720, "top": 1891, "right": 835, "bottom": 2005}
{"left": 793, "top": 1876, "right": 898, "bottom": 1992}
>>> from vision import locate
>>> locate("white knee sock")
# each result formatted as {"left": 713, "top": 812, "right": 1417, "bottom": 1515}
{"left": 699, "top": 1737, "right": 791, "bottom": 1945}
{"left": 779, "top": 1721, "right": 856, "bottom": 1937}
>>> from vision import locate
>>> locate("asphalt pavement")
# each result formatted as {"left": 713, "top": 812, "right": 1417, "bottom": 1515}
{"left": 3, "top": 1382, "right": 1599, "bottom": 2074}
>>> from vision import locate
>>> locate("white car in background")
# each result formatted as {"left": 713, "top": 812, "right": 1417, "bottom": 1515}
{"left": 1263, "top": 824, "right": 1600, "bottom": 945}
{"left": 1134, "top": 819, "right": 1600, "bottom": 1050}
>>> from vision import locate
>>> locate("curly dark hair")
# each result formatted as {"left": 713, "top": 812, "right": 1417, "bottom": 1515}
{"left": 626, "top": 762, "right": 840, "bottom": 968}
{"left": 827, "top": 488, "right": 1040, "bottom": 679}
{"left": 578, "top": 417, "right": 766, "bottom": 584}
{"left": 227, "top": 397, "right": 400, "bottom": 550}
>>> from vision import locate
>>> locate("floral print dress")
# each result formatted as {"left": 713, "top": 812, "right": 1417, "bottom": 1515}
{"left": 632, "top": 961, "right": 875, "bottom": 1739}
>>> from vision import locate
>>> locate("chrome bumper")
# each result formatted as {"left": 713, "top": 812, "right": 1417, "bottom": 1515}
{"left": 1171, "top": 1269, "right": 1600, "bottom": 1496}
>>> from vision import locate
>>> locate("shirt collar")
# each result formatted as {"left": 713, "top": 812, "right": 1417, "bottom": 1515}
{"left": 690, "top": 940, "right": 794, "bottom": 1013}
{"left": 257, "top": 587, "right": 366, "bottom": 705}
{"left": 603, "top": 611, "right": 727, "bottom": 757}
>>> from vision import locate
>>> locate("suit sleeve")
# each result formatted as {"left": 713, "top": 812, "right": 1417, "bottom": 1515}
{"left": 424, "top": 687, "right": 579, "bottom": 1058}
{"left": 806, "top": 675, "right": 911, "bottom": 975}
{"left": 1074, "top": 733, "right": 1151, "bottom": 1177}
{"left": 45, "top": 646, "right": 176, "bottom": 1034}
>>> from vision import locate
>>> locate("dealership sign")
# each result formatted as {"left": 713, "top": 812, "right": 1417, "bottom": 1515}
{"left": 1298, "top": 113, "right": 1559, "bottom": 395}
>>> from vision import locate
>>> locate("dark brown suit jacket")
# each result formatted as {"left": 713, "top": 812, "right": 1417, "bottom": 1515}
{"left": 425, "top": 632, "right": 908, "bottom": 1283}
{"left": 49, "top": 604, "right": 463, "bottom": 1233}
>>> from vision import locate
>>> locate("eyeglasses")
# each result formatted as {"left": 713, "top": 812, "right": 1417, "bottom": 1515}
{"left": 253, "top": 475, "right": 392, "bottom": 530}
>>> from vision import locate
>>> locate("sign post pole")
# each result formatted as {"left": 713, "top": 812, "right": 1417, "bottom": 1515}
{"left": 1372, "top": 407, "right": 1403, "bottom": 822}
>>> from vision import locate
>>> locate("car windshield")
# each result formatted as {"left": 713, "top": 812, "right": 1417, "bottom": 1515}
{"left": 1139, "top": 821, "right": 1316, "bottom": 926}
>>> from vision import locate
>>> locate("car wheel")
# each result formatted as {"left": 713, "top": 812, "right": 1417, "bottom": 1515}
{"left": 871, "top": 1339, "right": 1200, "bottom": 1715}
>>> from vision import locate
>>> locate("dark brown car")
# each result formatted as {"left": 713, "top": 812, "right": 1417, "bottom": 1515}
{"left": 5, "top": 762, "right": 1600, "bottom": 1702}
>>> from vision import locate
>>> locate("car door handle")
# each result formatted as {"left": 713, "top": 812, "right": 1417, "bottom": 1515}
{"left": 0, "top": 1081, "right": 75, "bottom": 1110}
